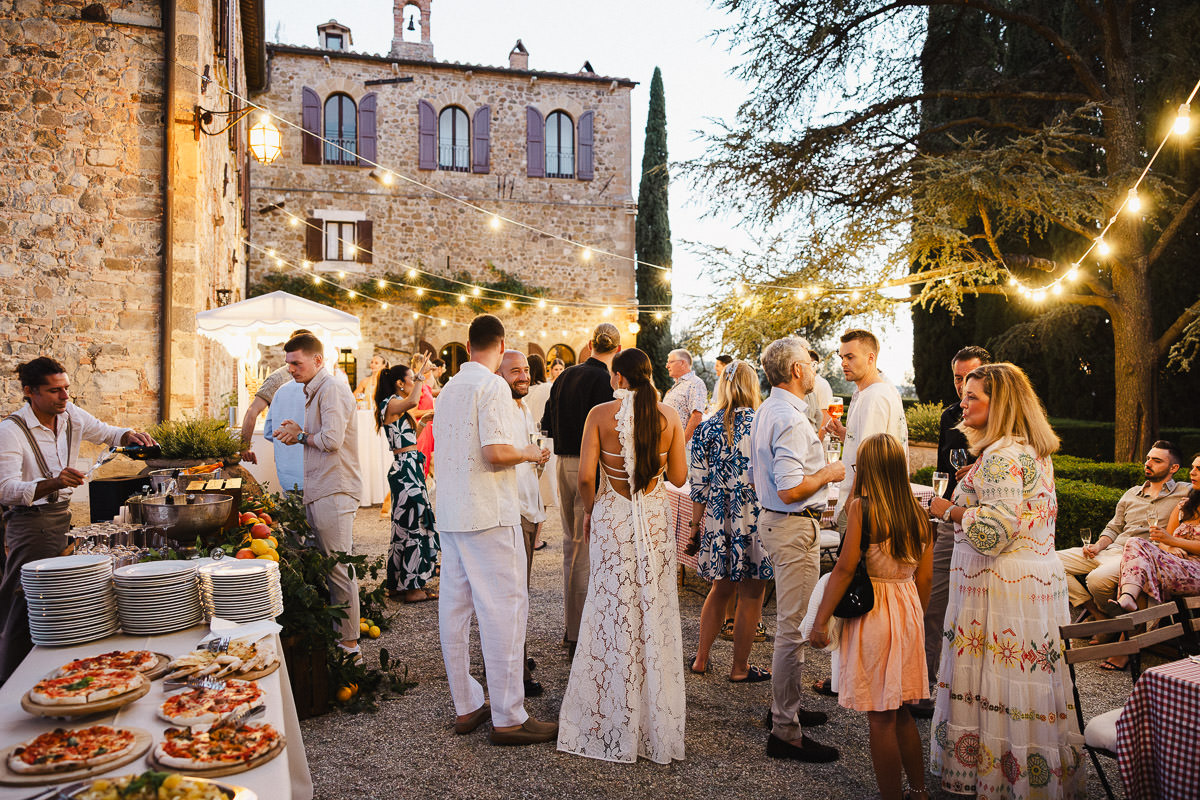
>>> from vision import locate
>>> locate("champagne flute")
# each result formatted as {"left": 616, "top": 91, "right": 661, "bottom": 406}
{"left": 825, "top": 440, "right": 841, "bottom": 465}
{"left": 932, "top": 471, "right": 950, "bottom": 498}
{"left": 1147, "top": 506, "right": 1159, "bottom": 532}
{"left": 1080, "top": 528, "right": 1093, "bottom": 547}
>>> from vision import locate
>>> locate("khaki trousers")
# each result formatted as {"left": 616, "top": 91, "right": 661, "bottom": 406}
{"left": 1057, "top": 544, "right": 1124, "bottom": 611}
{"left": 757, "top": 510, "right": 820, "bottom": 742}
{"left": 304, "top": 493, "right": 360, "bottom": 642}
{"left": 557, "top": 455, "right": 588, "bottom": 643}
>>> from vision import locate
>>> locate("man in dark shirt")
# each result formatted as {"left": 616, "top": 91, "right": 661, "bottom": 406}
{"left": 541, "top": 323, "right": 620, "bottom": 656}
{"left": 911, "top": 345, "right": 990, "bottom": 718}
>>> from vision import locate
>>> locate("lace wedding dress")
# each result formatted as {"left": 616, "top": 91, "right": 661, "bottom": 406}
{"left": 556, "top": 390, "right": 686, "bottom": 764}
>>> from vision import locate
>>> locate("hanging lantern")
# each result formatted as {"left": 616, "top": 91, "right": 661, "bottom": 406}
{"left": 248, "top": 116, "right": 282, "bottom": 164}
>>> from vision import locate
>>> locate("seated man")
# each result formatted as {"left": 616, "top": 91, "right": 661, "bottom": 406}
{"left": 1056, "top": 440, "right": 1188, "bottom": 620}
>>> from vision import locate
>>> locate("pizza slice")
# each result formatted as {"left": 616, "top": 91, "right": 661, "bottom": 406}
{"left": 154, "top": 722, "right": 281, "bottom": 770}
{"left": 30, "top": 668, "right": 146, "bottom": 705}
{"left": 158, "top": 679, "right": 264, "bottom": 726}
{"left": 54, "top": 650, "right": 159, "bottom": 677}
{"left": 8, "top": 725, "right": 137, "bottom": 774}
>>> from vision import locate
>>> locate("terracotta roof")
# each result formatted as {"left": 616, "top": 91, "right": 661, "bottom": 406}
{"left": 264, "top": 42, "right": 638, "bottom": 87}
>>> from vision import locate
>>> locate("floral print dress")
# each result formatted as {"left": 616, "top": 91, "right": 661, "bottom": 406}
{"left": 380, "top": 397, "right": 438, "bottom": 591}
{"left": 1118, "top": 502, "right": 1200, "bottom": 603}
{"left": 687, "top": 408, "right": 772, "bottom": 581}
{"left": 930, "top": 438, "right": 1085, "bottom": 799}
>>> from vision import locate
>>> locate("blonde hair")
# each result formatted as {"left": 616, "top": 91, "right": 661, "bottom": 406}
{"left": 958, "top": 362, "right": 1059, "bottom": 458}
{"left": 852, "top": 434, "right": 930, "bottom": 564}
{"left": 715, "top": 360, "right": 762, "bottom": 446}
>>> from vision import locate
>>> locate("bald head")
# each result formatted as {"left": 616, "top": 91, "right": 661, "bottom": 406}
{"left": 498, "top": 349, "right": 530, "bottom": 399}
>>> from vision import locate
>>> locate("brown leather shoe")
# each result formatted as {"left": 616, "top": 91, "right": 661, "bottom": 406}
{"left": 488, "top": 716, "right": 559, "bottom": 745}
{"left": 453, "top": 704, "right": 490, "bottom": 735}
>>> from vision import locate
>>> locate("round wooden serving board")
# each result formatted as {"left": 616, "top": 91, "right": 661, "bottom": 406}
{"left": 230, "top": 659, "right": 279, "bottom": 683}
{"left": 146, "top": 652, "right": 174, "bottom": 680}
{"left": 0, "top": 727, "right": 152, "bottom": 786}
{"left": 145, "top": 734, "right": 285, "bottom": 778}
{"left": 21, "top": 680, "right": 150, "bottom": 719}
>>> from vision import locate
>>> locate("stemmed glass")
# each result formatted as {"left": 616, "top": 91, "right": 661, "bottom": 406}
{"left": 1080, "top": 528, "right": 1093, "bottom": 547}
{"left": 825, "top": 439, "right": 842, "bottom": 465}
{"left": 529, "top": 433, "right": 546, "bottom": 475}
{"left": 1147, "top": 507, "right": 1160, "bottom": 532}
{"left": 949, "top": 449, "right": 971, "bottom": 471}
{"left": 932, "top": 471, "right": 950, "bottom": 498}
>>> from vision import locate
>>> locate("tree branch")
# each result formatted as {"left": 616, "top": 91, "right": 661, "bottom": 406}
{"left": 1147, "top": 183, "right": 1200, "bottom": 267}
{"left": 966, "top": 284, "right": 1116, "bottom": 312}
{"left": 1156, "top": 296, "right": 1200, "bottom": 358}
{"left": 913, "top": 117, "right": 1105, "bottom": 146}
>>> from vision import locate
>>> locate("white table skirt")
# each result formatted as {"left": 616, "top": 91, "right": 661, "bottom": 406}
{"left": 0, "top": 627, "right": 312, "bottom": 800}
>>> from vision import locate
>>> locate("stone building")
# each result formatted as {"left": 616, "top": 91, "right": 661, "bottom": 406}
{"left": 247, "top": 0, "right": 638, "bottom": 383}
{"left": 0, "top": 0, "right": 265, "bottom": 425}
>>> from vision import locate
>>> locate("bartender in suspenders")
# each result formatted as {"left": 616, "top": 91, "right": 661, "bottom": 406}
{"left": 0, "top": 356, "right": 157, "bottom": 683}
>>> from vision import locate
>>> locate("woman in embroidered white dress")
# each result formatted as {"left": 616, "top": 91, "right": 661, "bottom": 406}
{"left": 557, "top": 347, "right": 689, "bottom": 764}
{"left": 928, "top": 364, "right": 1085, "bottom": 799}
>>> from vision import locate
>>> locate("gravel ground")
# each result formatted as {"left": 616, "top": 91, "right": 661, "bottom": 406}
{"left": 295, "top": 503, "right": 1135, "bottom": 800}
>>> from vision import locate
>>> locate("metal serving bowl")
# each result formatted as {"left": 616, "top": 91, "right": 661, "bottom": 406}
{"left": 138, "top": 493, "right": 233, "bottom": 540}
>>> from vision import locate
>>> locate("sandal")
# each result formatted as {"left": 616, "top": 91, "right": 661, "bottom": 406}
{"left": 1100, "top": 657, "right": 1129, "bottom": 671}
{"left": 812, "top": 678, "right": 838, "bottom": 697}
{"left": 753, "top": 621, "right": 769, "bottom": 642}
{"left": 533, "top": 541, "right": 548, "bottom": 551}
{"left": 718, "top": 618, "right": 736, "bottom": 641}
{"left": 729, "top": 665, "right": 771, "bottom": 683}
{"left": 689, "top": 655, "right": 707, "bottom": 675}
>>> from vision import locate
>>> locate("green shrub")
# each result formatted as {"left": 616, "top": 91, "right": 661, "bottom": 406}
{"left": 149, "top": 418, "right": 242, "bottom": 460}
{"left": 1050, "top": 418, "right": 1200, "bottom": 461}
{"left": 1054, "top": 454, "right": 1186, "bottom": 488}
{"left": 911, "top": 465, "right": 934, "bottom": 485}
{"left": 906, "top": 402, "right": 943, "bottom": 444}
{"left": 1055, "top": 478, "right": 1124, "bottom": 548}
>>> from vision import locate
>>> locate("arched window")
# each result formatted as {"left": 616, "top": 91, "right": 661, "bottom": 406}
{"left": 438, "top": 106, "right": 470, "bottom": 172}
{"left": 441, "top": 342, "right": 469, "bottom": 377}
{"left": 545, "top": 111, "right": 574, "bottom": 178}
{"left": 324, "top": 93, "right": 357, "bottom": 164}
{"left": 547, "top": 343, "right": 576, "bottom": 367}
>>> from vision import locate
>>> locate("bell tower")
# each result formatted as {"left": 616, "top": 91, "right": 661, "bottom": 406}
{"left": 391, "top": 0, "right": 434, "bottom": 61}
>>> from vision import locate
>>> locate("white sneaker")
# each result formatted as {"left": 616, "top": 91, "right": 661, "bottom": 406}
{"left": 337, "top": 643, "right": 364, "bottom": 665}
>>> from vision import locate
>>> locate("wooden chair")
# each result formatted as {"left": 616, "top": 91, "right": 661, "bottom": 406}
{"left": 1174, "top": 594, "right": 1200, "bottom": 655}
{"left": 1060, "top": 601, "right": 1181, "bottom": 800}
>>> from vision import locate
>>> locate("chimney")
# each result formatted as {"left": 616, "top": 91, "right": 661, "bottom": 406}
{"left": 508, "top": 39, "right": 528, "bottom": 70}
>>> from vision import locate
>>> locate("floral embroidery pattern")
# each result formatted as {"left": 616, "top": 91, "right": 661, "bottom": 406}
{"left": 954, "top": 732, "right": 980, "bottom": 767}
{"left": 1027, "top": 752, "right": 1051, "bottom": 788}
{"left": 1001, "top": 751, "right": 1021, "bottom": 784}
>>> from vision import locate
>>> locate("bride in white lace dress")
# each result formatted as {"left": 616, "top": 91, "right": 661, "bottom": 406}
{"left": 557, "top": 348, "right": 689, "bottom": 764}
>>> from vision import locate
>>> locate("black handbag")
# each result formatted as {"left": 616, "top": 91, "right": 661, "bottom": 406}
{"left": 833, "top": 498, "right": 876, "bottom": 619}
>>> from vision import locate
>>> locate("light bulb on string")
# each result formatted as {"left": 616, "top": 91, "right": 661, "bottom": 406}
{"left": 517, "top": 330, "right": 525, "bottom": 337}
{"left": 1033, "top": 290, "right": 1046, "bottom": 302}
{"left": 266, "top": 248, "right": 276, "bottom": 257}
{"left": 440, "top": 320, "right": 447, "bottom": 327}
{"left": 489, "top": 214, "right": 501, "bottom": 230}
{"left": 581, "top": 247, "right": 592, "bottom": 261}
{"left": 1051, "top": 284, "right": 1063, "bottom": 295}
{"left": 552, "top": 306, "right": 560, "bottom": 314}
{"left": 301, "top": 260, "right": 311, "bottom": 269}
{"left": 347, "top": 290, "right": 356, "bottom": 298}
{"left": 415, "top": 288, "right": 425, "bottom": 297}
{"left": 376, "top": 279, "right": 386, "bottom": 289}
{"left": 345, "top": 244, "right": 357, "bottom": 258}
{"left": 537, "top": 299, "right": 547, "bottom": 309}
{"left": 1096, "top": 238, "right": 1111, "bottom": 257}
{"left": 288, "top": 217, "right": 299, "bottom": 227}
{"left": 733, "top": 280, "right": 744, "bottom": 297}
{"left": 381, "top": 302, "right": 389, "bottom": 310}
{"left": 457, "top": 294, "right": 466, "bottom": 303}
{"left": 850, "top": 290, "right": 861, "bottom": 301}
{"left": 471, "top": 286, "right": 482, "bottom": 297}
{"left": 603, "top": 306, "right": 612, "bottom": 317}
{"left": 1174, "top": 103, "right": 1191, "bottom": 136}
{"left": 1066, "top": 267, "right": 1079, "bottom": 282}
{"left": 407, "top": 268, "right": 418, "bottom": 279}
{"left": 504, "top": 300, "right": 513, "bottom": 309}
{"left": 312, "top": 275, "right": 322, "bottom": 285}
{"left": 654, "top": 311, "right": 664, "bottom": 321}
{"left": 1008, "top": 276, "right": 1018, "bottom": 287}
{"left": 337, "top": 271, "right": 346, "bottom": 279}
{"left": 663, "top": 270, "right": 672, "bottom": 283}
{"left": 411, "top": 312, "right": 418, "bottom": 320}
{"left": 540, "top": 330, "right": 547, "bottom": 338}
{"left": 1126, "top": 188, "right": 1142, "bottom": 214}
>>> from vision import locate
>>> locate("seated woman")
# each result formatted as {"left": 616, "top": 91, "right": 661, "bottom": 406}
{"left": 1113, "top": 451, "right": 1200, "bottom": 613}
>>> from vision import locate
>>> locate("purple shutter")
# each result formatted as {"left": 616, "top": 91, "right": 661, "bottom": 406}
{"left": 472, "top": 105, "right": 490, "bottom": 173}
{"left": 305, "top": 218, "right": 322, "bottom": 261}
{"left": 526, "top": 106, "right": 544, "bottom": 178}
{"left": 357, "top": 92, "right": 377, "bottom": 166}
{"left": 301, "top": 87, "right": 321, "bottom": 164}
{"left": 356, "top": 220, "right": 373, "bottom": 264}
{"left": 417, "top": 100, "right": 436, "bottom": 170}
{"left": 577, "top": 111, "right": 594, "bottom": 180}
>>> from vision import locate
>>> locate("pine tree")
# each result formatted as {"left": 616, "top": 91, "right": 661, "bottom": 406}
{"left": 636, "top": 67, "right": 673, "bottom": 392}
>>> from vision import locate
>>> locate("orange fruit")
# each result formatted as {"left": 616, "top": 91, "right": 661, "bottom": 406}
{"left": 335, "top": 686, "right": 353, "bottom": 703}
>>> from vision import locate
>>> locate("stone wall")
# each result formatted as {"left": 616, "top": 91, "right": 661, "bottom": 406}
{"left": 248, "top": 43, "right": 639, "bottom": 365}
{"left": 0, "top": 1, "right": 255, "bottom": 430}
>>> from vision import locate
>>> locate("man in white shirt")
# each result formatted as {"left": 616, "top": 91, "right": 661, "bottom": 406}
{"left": 751, "top": 337, "right": 844, "bottom": 763}
{"left": 0, "top": 356, "right": 156, "bottom": 681}
{"left": 498, "top": 350, "right": 548, "bottom": 699}
{"left": 664, "top": 349, "right": 707, "bottom": 442}
{"left": 827, "top": 329, "right": 908, "bottom": 529}
{"left": 803, "top": 348, "right": 835, "bottom": 431}
{"left": 432, "top": 316, "right": 554, "bottom": 746}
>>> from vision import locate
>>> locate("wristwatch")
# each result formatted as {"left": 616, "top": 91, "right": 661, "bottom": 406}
{"left": 941, "top": 505, "right": 954, "bottom": 522}
{"left": 296, "top": 431, "right": 308, "bottom": 445}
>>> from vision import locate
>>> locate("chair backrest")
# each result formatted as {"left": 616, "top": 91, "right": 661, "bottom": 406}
{"left": 1060, "top": 615, "right": 1138, "bottom": 667}
{"left": 1176, "top": 595, "right": 1200, "bottom": 655}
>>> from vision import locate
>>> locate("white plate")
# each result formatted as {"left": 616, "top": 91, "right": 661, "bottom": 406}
{"left": 114, "top": 560, "right": 198, "bottom": 578}
{"left": 21, "top": 554, "right": 113, "bottom": 573}
{"left": 198, "top": 560, "right": 278, "bottom": 577}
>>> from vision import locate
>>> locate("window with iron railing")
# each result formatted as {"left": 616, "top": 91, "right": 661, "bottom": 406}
{"left": 323, "top": 93, "right": 357, "bottom": 164}
{"left": 438, "top": 106, "right": 470, "bottom": 172}
{"left": 545, "top": 110, "right": 575, "bottom": 179}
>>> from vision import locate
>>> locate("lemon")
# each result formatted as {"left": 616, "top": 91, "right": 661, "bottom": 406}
{"left": 335, "top": 686, "right": 353, "bottom": 703}
{"left": 249, "top": 539, "right": 270, "bottom": 556}
{"left": 368, "top": 625, "right": 381, "bottom": 639}
{"left": 359, "top": 621, "right": 369, "bottom": 633}
{"left": 257, "top": 549, "right": 280, "bottom": 562}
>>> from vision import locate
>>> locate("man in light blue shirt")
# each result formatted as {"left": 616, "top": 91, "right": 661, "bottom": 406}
{"left": 751, "top": 336, "right": 844, "bottom": 764}
{"left": 263, "top": 378, "right": 305, "bottom": 492}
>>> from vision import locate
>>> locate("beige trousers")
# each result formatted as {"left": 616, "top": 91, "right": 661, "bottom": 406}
{"left": 557, "top": 455, "right": 588, "bottom": 643}
{"left": 304, "top": 492, "right": 360, "bottom": 642}
{"left": 1057, "top": 544, "right": 1124, "bottom": 610}
{"left": 757, "top": 510, "right": 820, "bottom": 742}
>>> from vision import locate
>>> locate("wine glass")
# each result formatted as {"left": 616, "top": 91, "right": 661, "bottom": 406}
{"left": 1147, "top": 507, "right": 1160, "bottom": 532}
{"left": 825, "top": 440, "right": 841, "bottom": 465}
{"left": 932, "top": 471, "right": 950, "bottom": 498}
{"left": 1080, "top": 528, "right": 1093, "bottom": 547}
{"left": 949, "top": 448, "right": 971, "bottom": 471}
{"left": 828, "top": 400, "right": 844, "bottom": 420}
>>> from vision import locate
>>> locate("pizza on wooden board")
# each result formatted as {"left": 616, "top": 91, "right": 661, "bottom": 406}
{"left": 30, "top": 669, "right": 147, "bottom": 705}
{"left": 8, "top": 725, "right": 137, "bottom": 775}
{"left": 158, "top": 680, "right": 264, "bottom": 726}
{"left": 53, "top": 650, "right": 159, "bottom": 677}
{"left": 154, "top": 723, "right": 280, "bottom": 770}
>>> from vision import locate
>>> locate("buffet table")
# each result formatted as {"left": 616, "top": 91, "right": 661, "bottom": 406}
{"left": 0, "top": 627, "right": 313, "bottom": 800}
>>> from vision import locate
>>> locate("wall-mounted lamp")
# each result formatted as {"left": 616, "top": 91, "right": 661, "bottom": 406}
{"left": 194, "top": 106, "right": 282, "bottom": 164}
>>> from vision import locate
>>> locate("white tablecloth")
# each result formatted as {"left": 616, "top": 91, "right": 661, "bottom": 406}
{"left": 243, "top": 408, "right": 388, "bottom": 507}
{"left": 0, "top": 628, "right": 312, "bottom": 800}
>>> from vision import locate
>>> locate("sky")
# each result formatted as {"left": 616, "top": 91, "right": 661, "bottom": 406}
{"left": 263, "top": 0, "right": 917, "bottom": 384}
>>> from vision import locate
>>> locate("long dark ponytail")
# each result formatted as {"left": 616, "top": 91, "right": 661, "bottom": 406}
{"left": 373, "top": 365, "right": 410, "bottom": 431}
{"left": 612, "top": 348, "right": 660, "bottom": 494}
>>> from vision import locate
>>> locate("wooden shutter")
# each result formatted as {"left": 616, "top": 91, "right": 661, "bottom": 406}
{"left": 358, "top": 92, "right": 377, "bottom": 166}
{"left": 305, "top": 218, "right": 322, "bottom": 261}
{"left": 472, "top": 105, "right": 490, "bottom": 174}
{"left": 356, "top": 220, "right": 373, "bottom": 264}
{"left": 417, "top": 100, "right": 436, "bottom": 170}
{"left": 301, "top": 87, "right": 321, "bottom": 164}
{"left": 577, "top": 111, "right": 594, "bottom": 180}
{"left": 526, "top": 106, "right": 544, "bottom": 178}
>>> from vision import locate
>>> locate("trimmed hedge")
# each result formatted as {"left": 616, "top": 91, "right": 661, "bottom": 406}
{"left": 1054, "top": 455, "right": 1187, "bottom": 488}
{"left": 906, "top": 402, "right": 942, "bottom": 445}
{"left": 1050, "top": 418, "right": 1200, "bottom": 461}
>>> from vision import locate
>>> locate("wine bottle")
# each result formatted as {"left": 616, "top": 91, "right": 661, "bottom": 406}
{"left": 112, "top": 444, "right": 162, "bottom": 460}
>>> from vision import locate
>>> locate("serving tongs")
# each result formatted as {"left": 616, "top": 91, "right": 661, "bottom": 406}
{"left": 210, "top": 703, "right": 266, "bottom": 730}
{"left": 17, "top": 780, "right": 87, "bottom": 800}
{"left": 163, "top": 676, "right": 227, "bottom": 692}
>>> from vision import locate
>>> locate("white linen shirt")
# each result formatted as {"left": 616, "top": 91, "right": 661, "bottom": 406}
{"left": 834, "top": 377, "right": 908, "bottom": 521}
{"left": 664, "top": 371, "right": 707, "bottom": 425}
{"left": 512, "top": 400, "right": 546, "bottom": 525}
{"left": 0, "top": 402, "right": 129, "bottom": 507}
{"left": 432, "top": 362, "right": 522, "bottom": 531}
{"left": 750, "top": 388, "right": 825, "bottom": 513}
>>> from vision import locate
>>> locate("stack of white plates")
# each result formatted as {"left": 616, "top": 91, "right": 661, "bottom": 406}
{"left": 198, "top": 560, "right": 283, "bottom": 623}
{"left": 114, "top": 560, "right": 203, "bottom": 635}
{"left": 21, "top": 554, "right": 117, "bottom": 646}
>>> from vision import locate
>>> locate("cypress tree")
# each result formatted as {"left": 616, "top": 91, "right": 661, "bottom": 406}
{"left": 635, "top": 67, "right": 673, "bottom": 391}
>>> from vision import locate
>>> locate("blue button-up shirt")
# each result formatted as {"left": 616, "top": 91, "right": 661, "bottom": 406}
{"left": 750, "top": 387, "right": 825, "bottom": 513}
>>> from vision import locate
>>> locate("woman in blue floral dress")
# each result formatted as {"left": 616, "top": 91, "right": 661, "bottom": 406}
{"left": 374, "top": 360, "right": 439, "bottom": 602}
{"left": 687, "top": 360, "right": 773, "bottom": 681}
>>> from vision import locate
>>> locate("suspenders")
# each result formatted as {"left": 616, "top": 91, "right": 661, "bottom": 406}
{"left": 2, "top": 412, "right": 74, "bottom": 504}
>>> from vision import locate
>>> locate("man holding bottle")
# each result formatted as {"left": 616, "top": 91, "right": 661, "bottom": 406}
{"left": 0, "top": 356, "right": 157, "bottom": 682}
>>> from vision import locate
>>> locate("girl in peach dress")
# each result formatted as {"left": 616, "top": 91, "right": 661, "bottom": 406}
{"left": 810, "top": 433, "right": 934, "bottom": 800}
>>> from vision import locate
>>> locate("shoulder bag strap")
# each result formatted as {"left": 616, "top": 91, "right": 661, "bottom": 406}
{"left": 4, "top": 413, "right": 59, "bottom": 502}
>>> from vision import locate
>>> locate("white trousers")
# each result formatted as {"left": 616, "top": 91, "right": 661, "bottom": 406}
{"left": 438, "top": 525, "right": 530, "bottom": 728}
